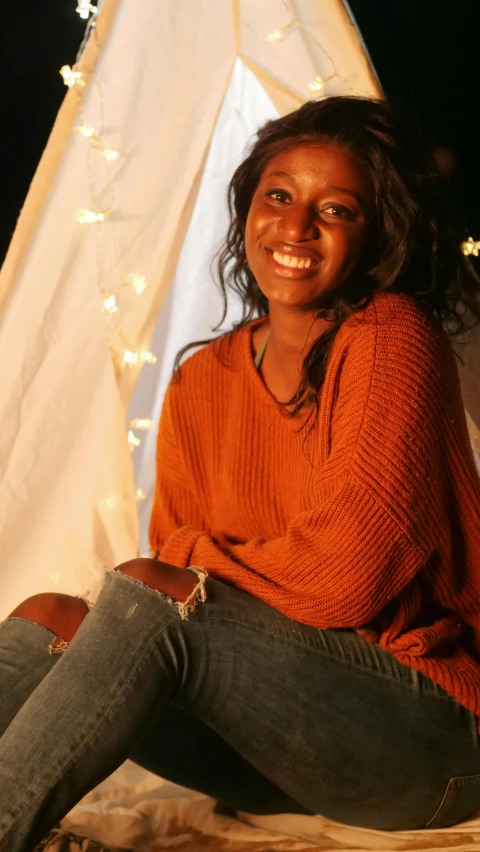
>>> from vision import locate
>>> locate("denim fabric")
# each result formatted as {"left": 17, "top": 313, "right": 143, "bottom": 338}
{"left": 0, "top": 569, "right": 480, "bottom": 851}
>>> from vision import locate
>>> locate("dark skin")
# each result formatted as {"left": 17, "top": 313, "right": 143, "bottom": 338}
{"left": 247, "top": 143, "right": 372, "bottom": 404}
{"left": 10, "top": 144, "right": 373, "bottom": 639}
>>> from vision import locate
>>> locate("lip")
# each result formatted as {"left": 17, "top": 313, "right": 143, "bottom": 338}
{"left": 264, "top": 247, "right": 320, "bottom": 278}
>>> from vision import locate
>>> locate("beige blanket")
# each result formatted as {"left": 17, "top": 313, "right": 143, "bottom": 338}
{"left": 34, "top": 761, "right": 480, "bottom": 852}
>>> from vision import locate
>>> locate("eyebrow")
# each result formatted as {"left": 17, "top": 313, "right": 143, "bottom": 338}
{"left": 265, "top": 172, "right": 365, "bottom": 208}
{"left": 326, "top": 185, "right": 364, "bottom": 207}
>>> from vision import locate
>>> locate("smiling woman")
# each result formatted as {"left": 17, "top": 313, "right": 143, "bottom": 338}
{"left": 1, "top": 97, "right": 480, "bottom": 848}
{"left": 244, "top": 143, "right": 372, "bottom": 403}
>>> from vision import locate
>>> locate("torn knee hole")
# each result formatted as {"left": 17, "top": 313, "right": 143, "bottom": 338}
{"left": 115, "top": 564, "right": 208, "bottom": 621}
{"left": 48, "top": 637, "right": 70, "bottom": 655}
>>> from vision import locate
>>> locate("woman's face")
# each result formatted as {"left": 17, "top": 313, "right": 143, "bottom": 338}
{"left": 244, "top": 143, "right": 373, "bottom": 311}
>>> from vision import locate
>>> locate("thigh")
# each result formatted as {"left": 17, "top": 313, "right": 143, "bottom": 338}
{"left": 128, "top": 702, "right": 312, "bottom": 815}
{"left": 172, "top": 577, "right": 480, "bottom": 831}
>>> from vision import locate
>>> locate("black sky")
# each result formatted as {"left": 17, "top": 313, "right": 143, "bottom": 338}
{"left": 1, "top": 1, "right": 479, "bottom": 263}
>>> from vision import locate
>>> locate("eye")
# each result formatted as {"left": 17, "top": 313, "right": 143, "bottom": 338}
{"left": 266, "top": 189, "right": 291, "bottom": 203}
{"left": 322, "top": 204, "right": 355, "bottom": 220}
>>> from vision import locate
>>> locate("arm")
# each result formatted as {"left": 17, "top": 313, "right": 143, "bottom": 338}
{"left": 157, "top": 302, "right": 449, "bottom": 628}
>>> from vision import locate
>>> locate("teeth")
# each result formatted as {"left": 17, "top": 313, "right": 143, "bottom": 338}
{"left": 272, "top": 251, "right": 312, "bottom": 269}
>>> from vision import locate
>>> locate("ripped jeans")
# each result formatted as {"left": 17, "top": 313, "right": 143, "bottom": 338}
{"left": 1, "top": 569, "right": 480, "bottom": 851}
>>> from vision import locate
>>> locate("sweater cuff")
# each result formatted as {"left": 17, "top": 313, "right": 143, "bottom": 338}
{"left": 159, "top": 526, "right": 205, "bottom": 568}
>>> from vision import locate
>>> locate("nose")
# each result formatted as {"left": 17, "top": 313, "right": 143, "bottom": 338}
{"left": 277, "top": 205, "right": 319, "bottom": 242}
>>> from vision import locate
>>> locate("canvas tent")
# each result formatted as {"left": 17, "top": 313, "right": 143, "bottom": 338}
{"left": 1, "top": 1, "right": 480, "bottom": 849}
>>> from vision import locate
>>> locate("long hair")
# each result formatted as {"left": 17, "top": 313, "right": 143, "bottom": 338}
{"left": 172, "top": 96, "right": 480, "bottom": 431}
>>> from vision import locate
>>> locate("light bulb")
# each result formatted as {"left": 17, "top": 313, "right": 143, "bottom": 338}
{"left": 76, "top": 1, "right": 97, "bottom": 19}
{"left": 123, "top": 349, "right": 157, "bottom": 367}
{"left": 267, "top": 28, "right": 284, "bottom": 42}
{"left": 60, "top": 65, "right": 85, "bottom": 88}
{"left": 128, "top": 418, "right": 154, "bottom": 430}
{"left": 461, "top": 236, "right": 480, "bottom": 257}
{"left": 102, "top": 148, "right": 120, "bottom": 163}
{"left": 75, "top": 123, "right": 96, "bottom": 139}
{"left": 102, "top": 295, "right": 118, "bottom": 314}
{"left": 77, "top": 209, "right": 106, "bottom": 224}
{"left": 128, "top": 431, "right": 141, "bottom": 451}
{"left": 308, "top": 76, "right": 325, "bottom": 92}
{"left": 128, "top": 274, "right": 148, "bottom": 295}
{"left": 136, "top": 489, "right": 147, "bottom": 501}
{"left": 123, "top": 349, "right": 140, "bottom": 366}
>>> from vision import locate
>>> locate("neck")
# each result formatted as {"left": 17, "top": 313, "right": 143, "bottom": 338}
{"left": 264, "top": 305, "right": 332, "bottom": 376}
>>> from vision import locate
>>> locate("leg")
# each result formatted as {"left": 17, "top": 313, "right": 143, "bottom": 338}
{"left": 0, "top": 562, "right": 479, "bottom": 851}
{"left": 129, "top": 703, "right": 312, "bottom": 815}
{"left": 2, "top": 588, "right": 305, "bottom": 818}
{"left": 0, "top": 594, "right": 89, "bottom": 737}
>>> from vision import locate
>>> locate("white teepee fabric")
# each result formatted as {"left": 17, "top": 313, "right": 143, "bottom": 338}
{"left": 0, "top": 0, "right": 382, "bottom": 616}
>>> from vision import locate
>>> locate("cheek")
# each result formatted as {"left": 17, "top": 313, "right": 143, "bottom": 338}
{"left": 245, "top": 209, "right": 269, "bottom": 266}
{"left": 329, "top": 226, "right": 365, "bottom": 268}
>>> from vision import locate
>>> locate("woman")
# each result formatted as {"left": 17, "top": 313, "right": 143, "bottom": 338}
{"left": 1, "top": 96, "right": 480, "bottom": 850}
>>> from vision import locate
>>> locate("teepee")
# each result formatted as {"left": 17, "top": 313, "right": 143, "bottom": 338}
{"left": 0, "top": 0, "right": 477, "bottom": 620}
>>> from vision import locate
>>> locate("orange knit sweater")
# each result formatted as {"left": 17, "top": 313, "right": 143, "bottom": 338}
{"left": 150, "top": 292, "right": 480, "bottom": 726}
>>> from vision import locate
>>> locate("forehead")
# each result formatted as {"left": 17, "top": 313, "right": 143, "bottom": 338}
{"left": 259, "top": 143, "right": 371, "bottom": 196}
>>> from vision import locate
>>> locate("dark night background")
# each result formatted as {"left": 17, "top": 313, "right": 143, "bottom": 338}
{"left": 1, "top": 1, "right": 478, "bottom": 264}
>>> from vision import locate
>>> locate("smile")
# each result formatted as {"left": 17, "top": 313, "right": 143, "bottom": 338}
{"left": 265, "top": 248, "right": 319, "bottom": 277}
{"left": 272, "top": 251, "right": 312, "bottom": 269}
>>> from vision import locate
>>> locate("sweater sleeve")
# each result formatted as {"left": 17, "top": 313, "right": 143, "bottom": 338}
{"left": 157, "top": 303, "right": 448, "bottom": 628}
{"left": 148, "top": 383, "right": 207, "bottom": 553}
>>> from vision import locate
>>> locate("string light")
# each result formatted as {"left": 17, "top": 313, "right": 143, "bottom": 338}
{"left": 102, "top": 295, "right": 119, "bottom": 314}
{"left": 128, "top": 418, "right": 154, "bottom": 430}
{"left": 266, "top": 0, "right": 339, "bottom": 95}
{"left": 101, "top": 147, "right": 120, "bottom": 163}
{"left": 77, "top": 208, "right": 107, "bottom": 224}
{"left": 60, "top": 65, "right": 86, "bottom": 88}
{"left": 76, "top": 1, "right": 97, "bottom": 20}
{"left": 74, "top": 123, "right": 97, "bottom": 139}
{"left": 128, "top": 430, "right": 141, "bottom": 451}
{"left": 267, "top": 23, "right": 293, "bottom": 42}
{"left": 127, "top": 273, "right": 148, "bottom": 295}
{"left": 461, "top": 236, "right": 480, "bottom": 257}
{"left": 122, "top": 349, "right": 158, "bottom": 367}
{"left": 136, "top": 489, "right": 147, "bottom": 501}
{"left": 308, "top": 76, "right": 325, "bottom": 92}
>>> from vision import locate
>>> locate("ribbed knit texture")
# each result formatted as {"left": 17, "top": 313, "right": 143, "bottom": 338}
{"left": 150, "top": 292, "right": 480, "bottom": 726}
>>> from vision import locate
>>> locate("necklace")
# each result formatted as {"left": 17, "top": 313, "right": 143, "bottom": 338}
{"left": 254, "top": 329, "right": 271, "bottom": 371}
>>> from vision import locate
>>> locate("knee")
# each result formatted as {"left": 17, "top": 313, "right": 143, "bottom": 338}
{"left": 115, "top": 557, "right": 197, "bottom": 603}
{"left": 8, "top": 593, "right": 89, "bottom": 643}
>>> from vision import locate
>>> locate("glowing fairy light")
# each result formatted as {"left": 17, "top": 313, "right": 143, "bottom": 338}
{"left": 102, "top": 295, "right": 118, "bottom": 314}
{"left": 267, "top": 26, "right": 292, "bottom": 42}
{"left": 60, "top": 65, "right": 85, "bottom": 88}
{"left": 127, "top": 274, "right": 148, "bottom": 295}
{"left": 102, "top": 147, "right": 120, "bottom": 163}
{"left": 122, "top": 350, "right": 157, "bottom": 367}
{"left": 75, "top": 123, "right": 96, "bottom": 139}
{"left": 128, "top": 418, "right": 154, "bottom": 430}
{"left": 461, "top": 236, "right": 480, "bottom": 257}
{"left": 136, "top": 489, "right": 147, "bottom": 501}
{"left": 76, "top": 1, "right": 97, "bottom": 19}
{"left": 308, "top": 76, "right": 325, "bottom": 92}
{"left": 77, "top": 209, "right": 107, "bottom": 224}
{"left": 128, "top": 431, "right": 141, "bottom": 451}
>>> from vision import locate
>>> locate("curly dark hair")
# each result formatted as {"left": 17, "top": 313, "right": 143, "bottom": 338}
{"left": 172, "top": 95, "right": 480, "bottom": 429}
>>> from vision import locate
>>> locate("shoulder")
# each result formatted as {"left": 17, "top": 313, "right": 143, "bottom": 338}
{"left": 173, "top": 326, "right": 245, "bottom": 380}
{"left": 338, "top": 292, "right": 450, "bottom": 372}
{"left": 324, "top": 292, "right": 456, "bottom": 438}
{"left": 164, "top": 323, "right": 252, "bottom": 418}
